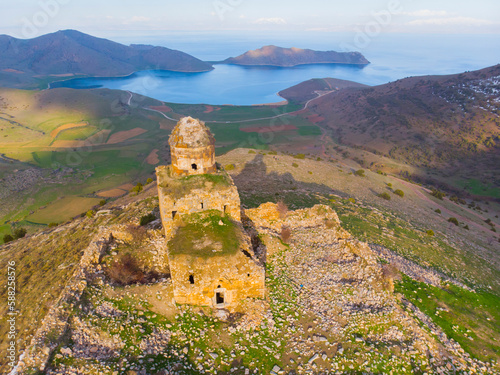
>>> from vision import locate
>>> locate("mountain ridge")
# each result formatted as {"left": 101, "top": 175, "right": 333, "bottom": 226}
{"left": 0, "top": 29, "right": 213, "bottom": 78}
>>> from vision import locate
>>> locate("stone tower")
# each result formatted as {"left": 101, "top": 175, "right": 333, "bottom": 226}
{"left": 169, "top": 116, "right": 216, "bottom": 177}
{"left": 156, "top": 117, "right": 265, "bottom": 310}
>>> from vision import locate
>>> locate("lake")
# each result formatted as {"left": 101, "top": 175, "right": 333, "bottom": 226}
{"left": 50, "top": 32, "right": 500, "bottom": 105}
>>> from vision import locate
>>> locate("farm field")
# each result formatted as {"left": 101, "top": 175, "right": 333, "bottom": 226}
{"left": 27, "top": 196, "right": 102, "bottom": 224}
{"left": 0, "top": 87, "right": 325, "bottom": 242}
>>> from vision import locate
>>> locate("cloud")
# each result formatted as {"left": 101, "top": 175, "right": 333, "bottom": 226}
{"left": 408, "top": 17, "right": 493, "bottom": 26}
{"left": 130, "top": 16, "right": 150, "bottom": 23}
{"left": 400, "top": 10, "right": 448, "bottom": 17}
{"left": 121, "top": 16, "right": 151, "bottom": 25}
{"left": 254, "top": 17, "right": 287, "bottom": 25}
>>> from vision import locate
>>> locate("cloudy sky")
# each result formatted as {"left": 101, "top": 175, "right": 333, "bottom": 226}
{"left": 1, "top": 0, "right": 499, "bottom": 39}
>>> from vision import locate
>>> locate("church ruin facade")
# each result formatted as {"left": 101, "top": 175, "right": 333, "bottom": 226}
{"left": 156, "top": 117, "right": 265, "bottom": 309}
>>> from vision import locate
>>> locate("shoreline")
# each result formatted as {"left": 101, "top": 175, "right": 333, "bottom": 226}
{"left": 212, "top": 61, "right": 370, "bottom": 68}
{"left": 46, "top": 67, "right": 214, "bottom": 90}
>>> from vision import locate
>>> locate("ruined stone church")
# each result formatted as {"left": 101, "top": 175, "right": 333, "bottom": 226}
{"left": 156, "top": 117, "right": 265, "bottom": 309}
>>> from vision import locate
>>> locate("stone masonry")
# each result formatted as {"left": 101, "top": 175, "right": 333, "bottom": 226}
{"left": 156, "top": 117, "right": 265, "bottom": 310}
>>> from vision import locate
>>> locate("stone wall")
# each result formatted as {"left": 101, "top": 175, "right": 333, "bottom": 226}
{"left": 157, "top": 167, "right": 241, "bottom": 242}
{"left": 171, "top": 145, "right": 216, "bottom": 177}
{"left": 168, "top": 226, "right": 265, "bottom": 309}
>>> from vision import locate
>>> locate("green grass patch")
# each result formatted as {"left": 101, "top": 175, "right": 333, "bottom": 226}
{"left": 240, "top": 192, "right": 321, "bottom": 210}
{"left": 456, "top": 178, "right": 500, "bottom": 199}
{"left": 158, "top": 168, "right": 232, "bottom": 199}
{"left": 166, "top": 102, "right": 302, "bottom": 122}
{"left": 168, "top": 210, "right": 240, "bottom": 258}
{"left": 296, "top": 125, "right": 322, "bottom": 136}
{"left": 395, "top": 275, "right": 500, "bottom": 362}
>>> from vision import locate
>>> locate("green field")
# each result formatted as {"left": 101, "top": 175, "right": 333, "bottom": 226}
{"left": 456, "top": 178, "right": 500, "bottom": 199}
{"left": 167, "top": 102, "right": 302, "bottom": 122}
{"left": 27, "top": 196, "right": 102, "bottom": 224}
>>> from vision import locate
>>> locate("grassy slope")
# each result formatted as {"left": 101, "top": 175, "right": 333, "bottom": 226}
{"left": 395, "top": 275, "right": 500, "bottom": 362}
{"left": 0, "top": 219, "right": 98, "bottom": 373}
{"left": 0, "top": 183, "right": 160, "bottom": 373}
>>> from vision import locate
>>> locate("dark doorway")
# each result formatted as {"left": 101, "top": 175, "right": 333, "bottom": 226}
{"left": 216, "top": 292, "right": 224, "bottom": 305}
{"left": 192, "top": 164, "right": 198, "bottom": 170}
{"left": 189, "top": 275, "right": 195, "bottom": 284}
{"left": 172, "top": 211, "right": 177, "bottom": 219}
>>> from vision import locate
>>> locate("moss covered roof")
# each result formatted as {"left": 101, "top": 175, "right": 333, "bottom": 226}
{"left": 157, "top": 166, "right": 232, "bottom": 199}
{"left": 167, "top": 210, "right": 241, "bottom": 258}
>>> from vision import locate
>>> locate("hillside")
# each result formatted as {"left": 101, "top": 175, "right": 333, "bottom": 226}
{"left": 279, "top": 77, "right": 368, "bottom": 104}
{"left": 1, "top": 151, "right": 499, "bottom": 374}
{"left": 303, "top": 65, "right": 500, "bottom": 198}
{"left": 0, "top": 30, "right": 213, "bottom": 88}
{"left": 221, "top": 45, "right": 369, "bottom": 67}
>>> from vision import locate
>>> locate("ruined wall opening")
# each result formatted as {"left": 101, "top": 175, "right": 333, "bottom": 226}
{"left": 216, "top": 292, "right": 224, "bottom": 305}
{"left": 224, "top": 205, "right": 227, "bottom": 214}
{"left": 172, "top": 211, "right": 177, "bottom": 220}
{"left": 189, "top": 275, "right": 195, "bottom": 284}
{"left": 191, "top": 163, "right": 198, "bottom": 171}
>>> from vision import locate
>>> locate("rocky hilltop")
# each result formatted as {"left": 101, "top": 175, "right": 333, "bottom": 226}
{"left": 1, "top": 181, "right": 497, "bottom": 374}
{"left": 222, "top": 45, "right": 370, "bottom": 67}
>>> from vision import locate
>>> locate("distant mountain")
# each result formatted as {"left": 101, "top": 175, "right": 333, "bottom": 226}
{"left": 305, "top": 65, "right": 500, "bottom": 192}
{"left": 0, "top": 30, "right": 213, "bottom": 78}
{"left": 221, "top": 45, "right": 369, "bottom": 67}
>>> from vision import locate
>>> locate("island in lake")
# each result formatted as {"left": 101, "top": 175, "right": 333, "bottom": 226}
{"left": 221, "top": 45, "right": 370, "bottom": 67}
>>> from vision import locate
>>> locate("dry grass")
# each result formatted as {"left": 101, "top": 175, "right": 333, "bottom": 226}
{"left": 107, "top": 128, "right": 147, "bottom": 144}
{"left": 97, "top": 188, "right": 128, "bottom": 198}
{"left": 126, "top": 225, "right": 148, "bottom": 246}
{"left": 145, "top": 149, "right": 160, "bottom": 165}
{"left": 50, "top": 122, "right": 88, "bottom": 138}
{"left": 106, "top": 253, "right": 145, "bottom": 286}
{"left": 276, "top": 201, "right": 288, "bottom": 219}
{"left": 280, "top": 226, "right": 292, "bottom": 243}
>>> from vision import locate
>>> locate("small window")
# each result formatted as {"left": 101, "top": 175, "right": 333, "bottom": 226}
{"left": 172, "top": 211, "right": 177, "bottom": 220}
{"left": 247, "top": 273, "right": 250, "bottom": 277}
{"left": 191, "top": 164, "right": 198, "bottom": 170}
{"left": 216, "top": 292, "right": 224, "bottom": 305}
{"left": 217, "top": 285, "right": 221, "bottom": 288}
{"left": 189, "top": 275, "right": 195, "bottom": 284}
{"left": 201, "top": 202, "right": 204, "bottom": 209}
{"left": 224, "top": 205, "right": 227, "bottom": 213}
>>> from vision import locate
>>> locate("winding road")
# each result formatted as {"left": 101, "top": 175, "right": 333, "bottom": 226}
{"left": 139, "top": 89, "right": 336, "bottom": 125}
